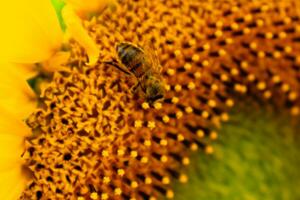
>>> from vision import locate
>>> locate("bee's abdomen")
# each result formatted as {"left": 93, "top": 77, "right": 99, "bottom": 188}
{"left": 117, "top": 43, "right": 145, "bottom": 76}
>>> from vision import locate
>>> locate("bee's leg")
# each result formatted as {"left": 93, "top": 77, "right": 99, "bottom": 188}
{"left": 102, "top": 60, "right": 131, "bottom": 75}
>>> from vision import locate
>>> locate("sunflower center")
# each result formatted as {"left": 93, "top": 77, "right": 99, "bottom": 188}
{"left": 20, "top": 0, "right": 300, "bottom": 199}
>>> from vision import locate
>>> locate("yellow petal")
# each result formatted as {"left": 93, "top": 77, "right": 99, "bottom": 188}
{"left": 0, "top": 166, "right": 28, "bottom": 200}
{"left": 42, "top": 51, "right": 71, "bottom": 73}
{"left": 0, "top": 62, "right": 36, "bottom": 119}
{"left": 0, "top": 0, "right": 63, "bottom": 63}
{"left": 62, "top": 5, "right": 99, "bottom": 65}
{"left": 0, "top": 108, "right": 30, "bottom": 200}
{"left": 65, "top": 0, "right": 115, "bottom": 18}
{"left": 0, "top": 133, "right": 24, "bottom": 171}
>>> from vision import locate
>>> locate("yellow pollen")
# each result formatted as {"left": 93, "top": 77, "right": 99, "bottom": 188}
{"left": 272, "top": 75, "right": 281, "bottom": 83}
{"left": 154, "top": 102, "right": 162, "bottom": 109}
{"left": 273, "top": 51, "right": 281, "bottom": 58}
{"left": 231, "top": 23, "right": 239, "bottom": 30}
{"left": 101, "top": 193, "right": 108, "bottom": 200}
{"left": 176, "top": 111, "right": 183, "bottom": 119}
{"left": 160, "top": 139, "right": 168, "bottom": 146}
{"left": 279, "top": 31, "right": 287, "bottom": 39}
{"left": 188, "top": 82, "right": 196, "bottom": 90}
{"left": 257, "top": 82, "right": 266, "bottom": 90}
{"left": 142, "top": 102, "right": 150, "bottom": 110}
{"left": 226, "top": 99, "right": 234, "bottom": 107}
{"left": 256, "top": 19, "right": 264, "bottom": 27}
{"left": 284, "top": 17, "right": 291, "bottom": 24}
{"left": 225, "top": 38, "right": 233, "bottom": 44}
{"left": 167, "top": 68, "right": 176, "bottom": 76}
{"left": 196, "top": 129, "right": 205, "bottom": 138}
{"left": 210, "top": 131, "right": 218, "bottom": 140}
{"left": 288, "top": 92, "right": 298, "bottom": 101}
{"left": 218, "top": 49, "right": 226, "bottom": 56}
{"left": 263, "top": 91, "right": 272, "bottom": 99}
{"left": 134, "top": 120, "right": 143, "bottom": 128}
{"left": 182, "top": 157, "right": 190, "bottom": 165}
{"left": 78, "top": 197, "right": 85, "bottom": 200}
{"left": 296, "top": 56, "right": 300, "bottom": 64}
{"left": 190, "top": 143, "right": 198, "bottom": 151}
{"left": 131, "top": 181, "right": 138, "bottom": 188}
{"left": 185, "top": 106, "right": 193, "bottom": 113}
{"left": 179, "top": 174, "right": 188, "bottom": 183}
{"left": 243, "top": 28, "right": 250, "bottom": 34}
{"left": 221, "top": 74, "right": 229, "bottom": 81}
{"left": 114, "top": 188, "right": 122, "bottom": 195}
{"left": 231, "top": 68, "right": 239, "bottom": 76}
{"left": 211, "top": 84, "right": 219, "bottom": 91}
{"left": 244, "top": 14, "right": 253, "bottom": 22}
{"left": 194, "top": 71, "right": 202, "bottom": 79}
{"left": 130, "top": 151, "right": 138, "bottom": 158}
{"left": 174, "top": 84, "right": 182, "bottom": 92}
{"left": 284, "top": 46, "right": 292, "bottom": 53}
{"left": 171, "top": 97, "right": 179, "bottom": 104}
{"left": 147, "top": 121, "right": 156, "bottom": 129}
{"left": 221, "top": 113, "right": 230, "bottom": 121}
{"left": 261, "top": 5, "right": 269, "bottom": 11}
{"left": 141, "top": 156, "right": 149, "bottom": 163}
{"left": 161, "top": 155, "right": 168, "bottom": 162}
{"left": 258, "top": 51, "right": 265, "bottom": 58}
{"left": 214, "top": 30, "right": 223, "bottom": 37}
{"left": 184, "top": 63, "right": 192, "bottom": 70}
{"left": 101, "top": 150, "right": 109, "bottom": 157}
{"left": 291, "top": 107, "right": 300, "bottom": 116}
{"left": 281, "top": 84, "right": 290, "bottom": 92}
{"left": 203, "top": 43, "right": 210, "bottom": 50}
{"left": 165, "top": 84, "right": 171, "bottom": 91}
{"left": 202, "top": 111, "right": 210, "bottom": 118}
{"left": 166, "top": 190, "right": 174, "bottom": 199}
{"left": 250, "top": 42, "right": 257, "bottom": 49}
{"left": 216, "top": 20, "right": 223, "bottom": 27}
{"left": 231, "top": 6, "right": 239, "bottom": 12}
{"left": 103, "top": 176, "right": 111, "bottom": 184}
{"left": 149, "top": 197, "right": 156, "bottom": 200}
{"left": 144, "top": 140, "right": 152, "bottom": 147}
{"left": 117, "top": 169, "right": 125, "bottom": 176}
{"left": 177, "top": 134, "right": 184, "bottom": 141}
{"left": 174, "top": 50, "right": 182, "bottom": 57}
{"left": 202, "top": 60, "right": 210, "bottom": 67}
{"left": 162, "top": 177, "right": 170, "bottom": 184}
{"left": 241, "top": 61, "right": 248, "bottom": 69}
{"left": 265, "top": 32, "right": 273, "bottom": 39}
{"left": 162, "top": 115, "right": 170, "bottom": 123}
{"left": 205, "top": 146, "right": 214, "bottom": 154}
{"left": 192, "top": 54, "right": 200, "bottom": 62}
{"left": 145, "top": 177, "right": 152, "bottom": 184}
{"left": 90, "top": 192, "right": 98, "bottom": 200}
{"left": 208, "top": 100, "right": 217, "bottom": 107}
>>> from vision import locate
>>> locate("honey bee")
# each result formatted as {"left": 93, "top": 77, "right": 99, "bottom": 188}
{"left": 104, "top": 42, "right": 165, "bottom": 103}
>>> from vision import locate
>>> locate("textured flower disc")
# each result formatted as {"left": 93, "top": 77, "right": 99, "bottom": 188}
{"left": 21, "top": 0, "right": 300, "bottom": 199}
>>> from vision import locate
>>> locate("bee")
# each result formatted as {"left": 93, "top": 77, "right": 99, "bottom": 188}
{"left": 104, "top": 42, "right": 165, "bottom": 104}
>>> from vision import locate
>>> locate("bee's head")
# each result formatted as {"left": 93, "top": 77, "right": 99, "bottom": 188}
{"left": 145, "top": 76, "right": 165, "bottom": 104}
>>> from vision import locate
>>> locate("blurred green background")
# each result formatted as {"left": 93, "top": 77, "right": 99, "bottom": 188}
{"left": 171, "top": 101, "right": 300, "bottom": 200}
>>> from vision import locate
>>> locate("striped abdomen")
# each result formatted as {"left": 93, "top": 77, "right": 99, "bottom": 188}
{"left": 116, "top": 42, "right": 147, "bottom": 78}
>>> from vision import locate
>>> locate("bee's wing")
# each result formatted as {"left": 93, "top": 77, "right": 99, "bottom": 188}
{"left": 143, "top": 42, "right": 162, "bottom": 73}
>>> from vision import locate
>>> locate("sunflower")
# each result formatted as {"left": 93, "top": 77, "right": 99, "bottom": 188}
{"left": 1, "top": 0, "right": 300, "bottom": 199}
{"left": 0, "top": 0, "right": 110, "bottom": 199}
